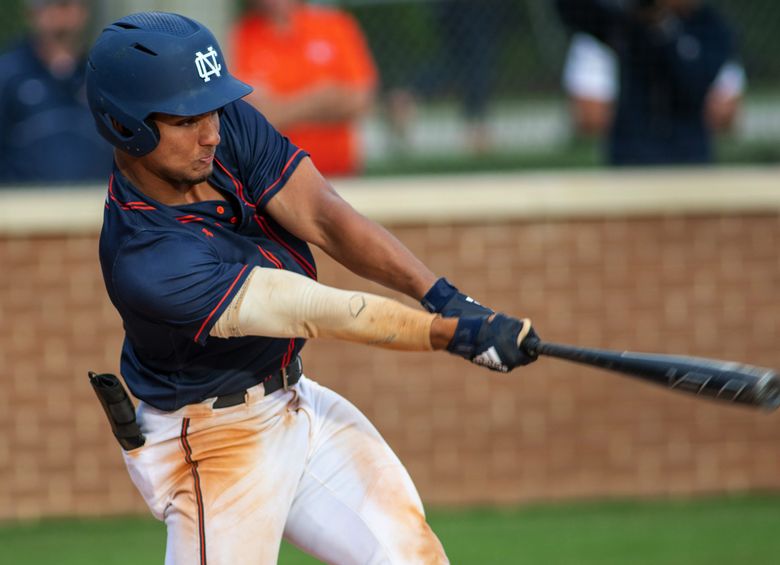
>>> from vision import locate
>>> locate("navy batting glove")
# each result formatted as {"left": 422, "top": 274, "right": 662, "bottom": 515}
{"left": 447, "top": 314, "right": 539, "bottom": 373}
{"left": 421, "top": 277, "right": 493, "bottom": 318}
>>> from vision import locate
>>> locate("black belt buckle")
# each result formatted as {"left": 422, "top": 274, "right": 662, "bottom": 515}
{"left": 282, "top": 355, "right": 303, "bottom": 391}
{"left": 213, "top": 356, "right": 302, "bottom": 409}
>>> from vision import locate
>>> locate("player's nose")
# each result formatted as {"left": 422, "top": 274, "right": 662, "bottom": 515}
{"left": 199, "top": 112, "right": 221, "bottom": 146}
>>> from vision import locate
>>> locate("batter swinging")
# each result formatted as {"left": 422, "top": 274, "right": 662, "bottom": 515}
{"left": 87, "top": 12, "right": 538, "bottom": 564}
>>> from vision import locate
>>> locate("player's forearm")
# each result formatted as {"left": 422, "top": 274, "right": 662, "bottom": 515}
{"left": 211, "top": 267, "right": 453, "bottom": 351}
{"left": 264, "top": 159, "right": 437, "bottom": 300}
{"left": 319, "top": 209, "right": 437, "bottom": 300}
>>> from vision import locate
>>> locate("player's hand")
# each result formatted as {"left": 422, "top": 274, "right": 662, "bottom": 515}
{"left": 447, "top": 313, "right": 539, "bottom": 372}
{"left": 421, "top": 277, "right": 493, "bottom": 318}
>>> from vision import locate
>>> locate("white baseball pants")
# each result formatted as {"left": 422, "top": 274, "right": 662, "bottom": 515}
{"left": 123, "top": 375, "right": 449, "bottom": 564}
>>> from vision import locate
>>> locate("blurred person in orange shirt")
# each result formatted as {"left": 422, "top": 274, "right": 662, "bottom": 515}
{"left": 231, "top": 0, "right": 378, "bottom": 177}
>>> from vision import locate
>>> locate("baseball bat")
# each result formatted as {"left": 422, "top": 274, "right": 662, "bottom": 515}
{"left": 523, "top": 338, "right": 780, "bottom": 411}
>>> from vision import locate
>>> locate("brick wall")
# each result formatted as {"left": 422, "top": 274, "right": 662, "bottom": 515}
{"left": 2, "top": 213, "right": 780, "bottom": 520}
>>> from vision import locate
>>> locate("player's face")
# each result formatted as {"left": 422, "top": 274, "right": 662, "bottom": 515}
{"left": 145, "top": 111, "right": 221, "bottom": 186}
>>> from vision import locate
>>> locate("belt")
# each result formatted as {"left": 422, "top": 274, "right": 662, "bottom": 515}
{"left": 212, "top": 356, "right": 303, "bottom": 409}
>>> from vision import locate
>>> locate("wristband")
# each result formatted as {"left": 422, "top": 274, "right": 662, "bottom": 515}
{"left": 421, "top": 277, "right": 458, "bottom": 313}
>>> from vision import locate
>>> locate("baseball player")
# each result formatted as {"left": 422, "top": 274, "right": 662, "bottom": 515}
{"left": 87, "top": 12, "right": 538, "bottom": 565}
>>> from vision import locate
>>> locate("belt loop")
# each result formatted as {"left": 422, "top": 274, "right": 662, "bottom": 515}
{"left": 282, "top": 366, "right": 289, "bottom": 391}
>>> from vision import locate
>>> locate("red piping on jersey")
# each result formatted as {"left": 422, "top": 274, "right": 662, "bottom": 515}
{"left": 107, "top": 174, "right": 157, "bottom": 211}
{"left": 176, "top": 215, "right": 205, "bottom": 224}
{"left": 180, "top": 418, "right": 207, "bottom": 565}
{"left": 256, "top": 245, "right": 283, "bottom": 269}
{"left": 253, "top": 215, "right": 316, "bottom": 280}
{"left": 257, "top": 148, "right": 303, "bottom": 202}
{"left": 214, "top": 158, "right": 255, "bottom": 209}
{"left": 193, "top": 265, "right": 249, "bottom": 343}
{"left": 281, "top": 337, "right": 295, "bottom": 369}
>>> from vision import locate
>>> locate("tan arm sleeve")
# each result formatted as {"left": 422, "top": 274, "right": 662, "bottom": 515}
{"left": 211, "top": 267, "right": 435, "bottom": 351}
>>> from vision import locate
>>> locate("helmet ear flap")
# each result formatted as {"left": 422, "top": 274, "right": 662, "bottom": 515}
{"left": 107, "top": 115, "right": 134, "bottom": 140}
{"left": 92, "top": 99, "right": 160, "bottom": 156}
{"left": 143, "top": 117, "right": 160, "bottom": 143}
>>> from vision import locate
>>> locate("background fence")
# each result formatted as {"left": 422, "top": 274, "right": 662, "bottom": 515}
{"left": 2, "top": 0, "right": 779, "bottom": 175}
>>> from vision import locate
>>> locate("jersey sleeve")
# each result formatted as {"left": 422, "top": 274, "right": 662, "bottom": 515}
{"left": 221, "top": 100, "right": 309, "bottom": 209}
{"left": 112, "top": 230, "right": 252, "bottom": 345}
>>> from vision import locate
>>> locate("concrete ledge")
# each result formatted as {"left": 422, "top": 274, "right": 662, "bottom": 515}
{"left": 1, "top": 166, "right": 779, "bottom": 235}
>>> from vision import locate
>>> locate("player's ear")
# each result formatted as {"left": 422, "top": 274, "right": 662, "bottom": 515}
{"left": 110, "top": 117, "right": 133, "bottom": 138}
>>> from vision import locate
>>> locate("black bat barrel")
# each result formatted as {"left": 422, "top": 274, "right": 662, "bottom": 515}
{"left": 528, "top": 340, "right": 780, "bottom": 411}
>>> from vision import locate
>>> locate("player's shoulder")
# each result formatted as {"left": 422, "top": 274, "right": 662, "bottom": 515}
{"left": 218, "top": 99, "right": 275, "bottom": 151}
{"left": 220, "top": 98, "right": 262, "bottom": 125}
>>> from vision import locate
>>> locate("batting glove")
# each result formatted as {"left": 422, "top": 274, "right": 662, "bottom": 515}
{"left": 421, "top": 277, "right": 493, "bottom": 318}
{"left": 447, "top": 314, "right": 539, "bottom": 372}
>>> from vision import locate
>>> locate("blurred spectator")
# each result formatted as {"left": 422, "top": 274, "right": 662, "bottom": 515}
{"left": 562, "top": 33, "right": 619, "bottom": 137}
{"left": 563, "top": 31, "right": 745, "bottom": 139}
{"left": 557, "top": 0, "right": 741, "bottom": 165}
{"left": 0, "top": 0, "right": 112, "bottom": 184}
{"left": 387, "top": 0, "right": 507, "bottom": 155}
{"left": 231, "top": 0, "right": 378, "bottom": 177}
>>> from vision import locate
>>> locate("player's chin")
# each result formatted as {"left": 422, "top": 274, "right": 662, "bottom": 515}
{"left": 189, "top": 162, "right": 214, "bottom": 183}
{"left": 190, "top": 171, "right": 212, "bottom": 185}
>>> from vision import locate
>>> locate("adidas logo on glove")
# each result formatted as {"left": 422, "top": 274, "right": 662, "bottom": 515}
{"left": 472, "top": 346, "right": 509, "bottom": 372}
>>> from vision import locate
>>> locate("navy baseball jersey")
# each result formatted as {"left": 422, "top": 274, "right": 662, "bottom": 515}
{"left": 99, "top": 100, "right": 313, "bottom": 410}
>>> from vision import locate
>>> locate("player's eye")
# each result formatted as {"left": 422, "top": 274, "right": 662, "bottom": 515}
{"left": 176, "top": 112, "right": 217, "bottom": 127}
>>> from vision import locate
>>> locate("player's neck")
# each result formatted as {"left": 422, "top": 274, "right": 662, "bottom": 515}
{"left": 116, "top": 153, "right": 224, "bottom": 206}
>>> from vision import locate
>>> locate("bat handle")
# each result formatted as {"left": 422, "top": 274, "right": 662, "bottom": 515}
{"left": 523, "top": 335, "right": 544, "bottom": 357}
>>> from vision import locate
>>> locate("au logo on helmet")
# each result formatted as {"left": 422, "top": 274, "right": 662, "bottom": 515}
{"left": 195, "top": 46, "right": 222, "bottom": 82}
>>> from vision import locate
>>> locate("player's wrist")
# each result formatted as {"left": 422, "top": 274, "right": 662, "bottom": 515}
{"left": 420, "top": 277, "right": 457, "bottom": 312}
{"left": 421, "top": 277, "right": 493, "bottom": 318}
{"left": 429, "top": 315, "right": 458, "bottom": 350}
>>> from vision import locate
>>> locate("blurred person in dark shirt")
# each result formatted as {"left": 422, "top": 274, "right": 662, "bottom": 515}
{"left": 0, "top": 0, "right": 112, "bottom": 184}
{"left": 386, "top": 0, "right": 508, "bottom": 156}
{"left": 557, "top": 0, "right": 740, "bottom": 166}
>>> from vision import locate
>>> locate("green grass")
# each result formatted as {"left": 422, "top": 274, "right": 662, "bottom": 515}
{"left": 362, "top": 142, "right": 602, "bottom": 176}
{"left": 362, "top": 138, "right": 780, "bottom": 177}
{"left": 2, "top": 494, "right": 780, "bottom": 564}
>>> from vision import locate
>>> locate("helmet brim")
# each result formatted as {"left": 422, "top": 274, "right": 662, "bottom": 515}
{"left": 152, "top": 75, "right": 253, "bottom": 118}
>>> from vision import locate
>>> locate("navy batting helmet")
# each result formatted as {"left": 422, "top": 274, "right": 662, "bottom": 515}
{"left": 86, "top": 12, "right": 252, "bottom": 156}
